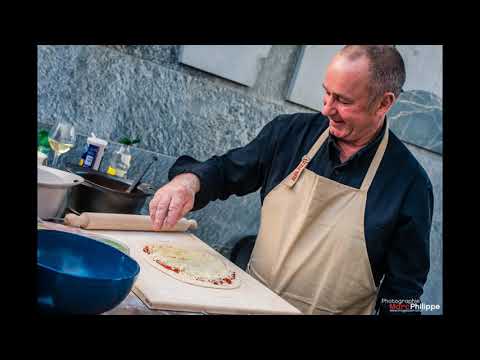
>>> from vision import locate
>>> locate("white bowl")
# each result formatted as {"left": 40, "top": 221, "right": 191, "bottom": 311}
{"left": 37, "top": 152, "right": 48, "bottom": 165}
{"left": 37, "top": 165, "right": 84, "bottom": 219}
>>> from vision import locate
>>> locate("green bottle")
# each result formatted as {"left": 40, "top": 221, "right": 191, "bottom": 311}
{"left": 38, "top": 129, "right": 51, "bottom": 155}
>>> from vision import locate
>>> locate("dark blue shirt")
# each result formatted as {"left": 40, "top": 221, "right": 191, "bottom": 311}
{"left": 168, "top": 112, "right": 433, "bottom": 315}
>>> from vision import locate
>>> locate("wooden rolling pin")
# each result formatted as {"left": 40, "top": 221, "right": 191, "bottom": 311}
{"left": 64, "top": 212, "right": 198, "bottom": 232}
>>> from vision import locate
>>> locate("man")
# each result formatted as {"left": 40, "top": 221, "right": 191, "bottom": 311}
{"left": 149, "top": 45, "right": 433, "bottom": 315}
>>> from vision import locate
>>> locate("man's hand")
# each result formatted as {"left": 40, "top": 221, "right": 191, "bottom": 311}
{"left": 149, "top": 173, "right": 200, "bottom": 231}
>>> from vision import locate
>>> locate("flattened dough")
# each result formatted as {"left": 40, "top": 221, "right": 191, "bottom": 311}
{"left": 140, "top": 244, "right": 240, "bottom": 289}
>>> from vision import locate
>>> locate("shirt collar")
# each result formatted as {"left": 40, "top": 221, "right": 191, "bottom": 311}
{"left": 327, "top": 117, "right": 387, "bottom": 163}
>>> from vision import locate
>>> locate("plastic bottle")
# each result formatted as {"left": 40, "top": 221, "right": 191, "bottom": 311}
{"left": 79, "top": 133, "right": 108, "bottom": 170}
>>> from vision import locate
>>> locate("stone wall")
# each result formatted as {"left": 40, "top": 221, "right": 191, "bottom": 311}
{"left": 37, "top": 45, "right": 443, "bottom": 314}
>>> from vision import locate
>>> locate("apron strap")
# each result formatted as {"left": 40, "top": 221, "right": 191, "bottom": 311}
{"left": 360, "top": 119, "right": 389, "bottom": 191}
{"left": 286, "top": 118, "right": 390, "bottom": 190}
{"left": 286, "top": 126, "right": 330, "bottom": 188}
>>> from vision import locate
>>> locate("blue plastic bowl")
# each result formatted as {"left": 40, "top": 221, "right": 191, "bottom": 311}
{"left": 37, "top": 230, "right": 140, "bottom": 314}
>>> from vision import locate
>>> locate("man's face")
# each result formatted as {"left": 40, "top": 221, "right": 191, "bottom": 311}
{"left": 321, "top": 54, "right": 381, "bottom": 143}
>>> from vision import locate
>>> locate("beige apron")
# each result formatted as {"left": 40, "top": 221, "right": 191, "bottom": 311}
{"left": 247, "top": 121, "right": 389, "bottom": 315}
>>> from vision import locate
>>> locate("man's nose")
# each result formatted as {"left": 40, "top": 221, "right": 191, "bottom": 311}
{"left": 322, "top": 95, "right": 336, "bottom": 117}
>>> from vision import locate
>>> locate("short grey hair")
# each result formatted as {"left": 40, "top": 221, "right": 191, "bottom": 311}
{"left": 340, "top": 45, "right": 406, "bottom": 104}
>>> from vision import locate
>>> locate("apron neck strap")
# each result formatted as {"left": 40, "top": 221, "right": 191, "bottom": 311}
{"left": 306, "top": 126, "right": 331, "bottom": 160}
{"left": 286, "top": 117, "right": 389, "bottom": 190}
{"left": 360, "top": 118, "right": 389, "bottom": 191}
{"left": 286, "top": 125, "right": 330, "bottom": 188}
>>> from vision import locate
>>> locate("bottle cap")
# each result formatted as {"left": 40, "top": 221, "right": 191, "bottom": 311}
{"left": 87, "top": 133, "right": 108, "bottom": 147}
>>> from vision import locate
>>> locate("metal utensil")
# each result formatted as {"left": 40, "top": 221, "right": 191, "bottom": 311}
{"left": 67, "top": 207, "right": 81, "bottom": 215}
{"left": 43, "top": 217, "right": 65, "bottom": 223}
{"left": 42, "top": 208, "right": 80, "bottom": 224}
{"left": 125, "top": 156, "right": 157, "bottom": 194}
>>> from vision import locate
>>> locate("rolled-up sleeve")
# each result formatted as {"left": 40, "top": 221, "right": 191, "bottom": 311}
{"left": 168, "top": 117, "right": 277, "bottom": 211}
{"left": 377, "top": 173, "right": 434, "bottom": 315}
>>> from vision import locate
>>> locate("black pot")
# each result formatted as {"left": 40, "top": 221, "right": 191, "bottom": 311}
{"left": 65, "top": 163, "right": 155, "bottom": 215}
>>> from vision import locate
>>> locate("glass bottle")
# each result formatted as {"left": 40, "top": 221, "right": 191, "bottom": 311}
{"left": 107, "top": 144, "right": 132, "bottom": 178}
{"left": 38, "top": 129, "right": 51, "bottom": 155}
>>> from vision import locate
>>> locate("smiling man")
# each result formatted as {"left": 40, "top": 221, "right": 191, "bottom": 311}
{"left": 149, "top": 45, "right": 433, "bottom": 315}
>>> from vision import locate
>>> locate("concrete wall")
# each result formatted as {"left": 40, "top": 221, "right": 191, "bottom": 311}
{"left": 37, "top": 45, "right": 442, "bottom": 314}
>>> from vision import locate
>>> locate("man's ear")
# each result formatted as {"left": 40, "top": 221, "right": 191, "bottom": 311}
{"left": 375, "top": 92, "right": 396, "bottom": 116}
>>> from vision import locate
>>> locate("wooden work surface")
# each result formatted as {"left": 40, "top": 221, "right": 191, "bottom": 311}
{"left": 88, "top": 229, "right": 302, "bottom": 315}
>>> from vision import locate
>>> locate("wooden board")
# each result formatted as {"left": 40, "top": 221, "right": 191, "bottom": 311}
{"left": 87, "top": 229, "right": 302, "bottom": 315}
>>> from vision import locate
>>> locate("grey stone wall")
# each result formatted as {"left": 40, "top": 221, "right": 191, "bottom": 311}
{"left": 405, "top": 143, "right": 442, "bottom": 314}
{"left": 37, "top": 45, "right": 442, "bottom": 314}
{"left": 38, "top": 45, "right": 306, "bottom": 160}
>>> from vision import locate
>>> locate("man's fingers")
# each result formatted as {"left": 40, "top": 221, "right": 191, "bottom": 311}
{"left": 162, "top": 198, "right": 194, "bottom": 230}
{"left": 153, "top": 195, "right": 172, "bottom": 231}
{"left": 149, "top": 189, "right": 165, "bottom": 222}
{"left": 163, "top": 196, "right": 186, "bottom": 229}
{"left": 149, "top": 197, "right": 159, "bottom": 223}
{"left": 181, "top": 199, "right": 194, "bottom": 217}
{"left": 148, "top": 180, "right": 196, "bottom": 231}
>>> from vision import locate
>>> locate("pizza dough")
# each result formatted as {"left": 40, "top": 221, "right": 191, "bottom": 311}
{"left": 141, "top": 244, "right": 240, "bottom": 289}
